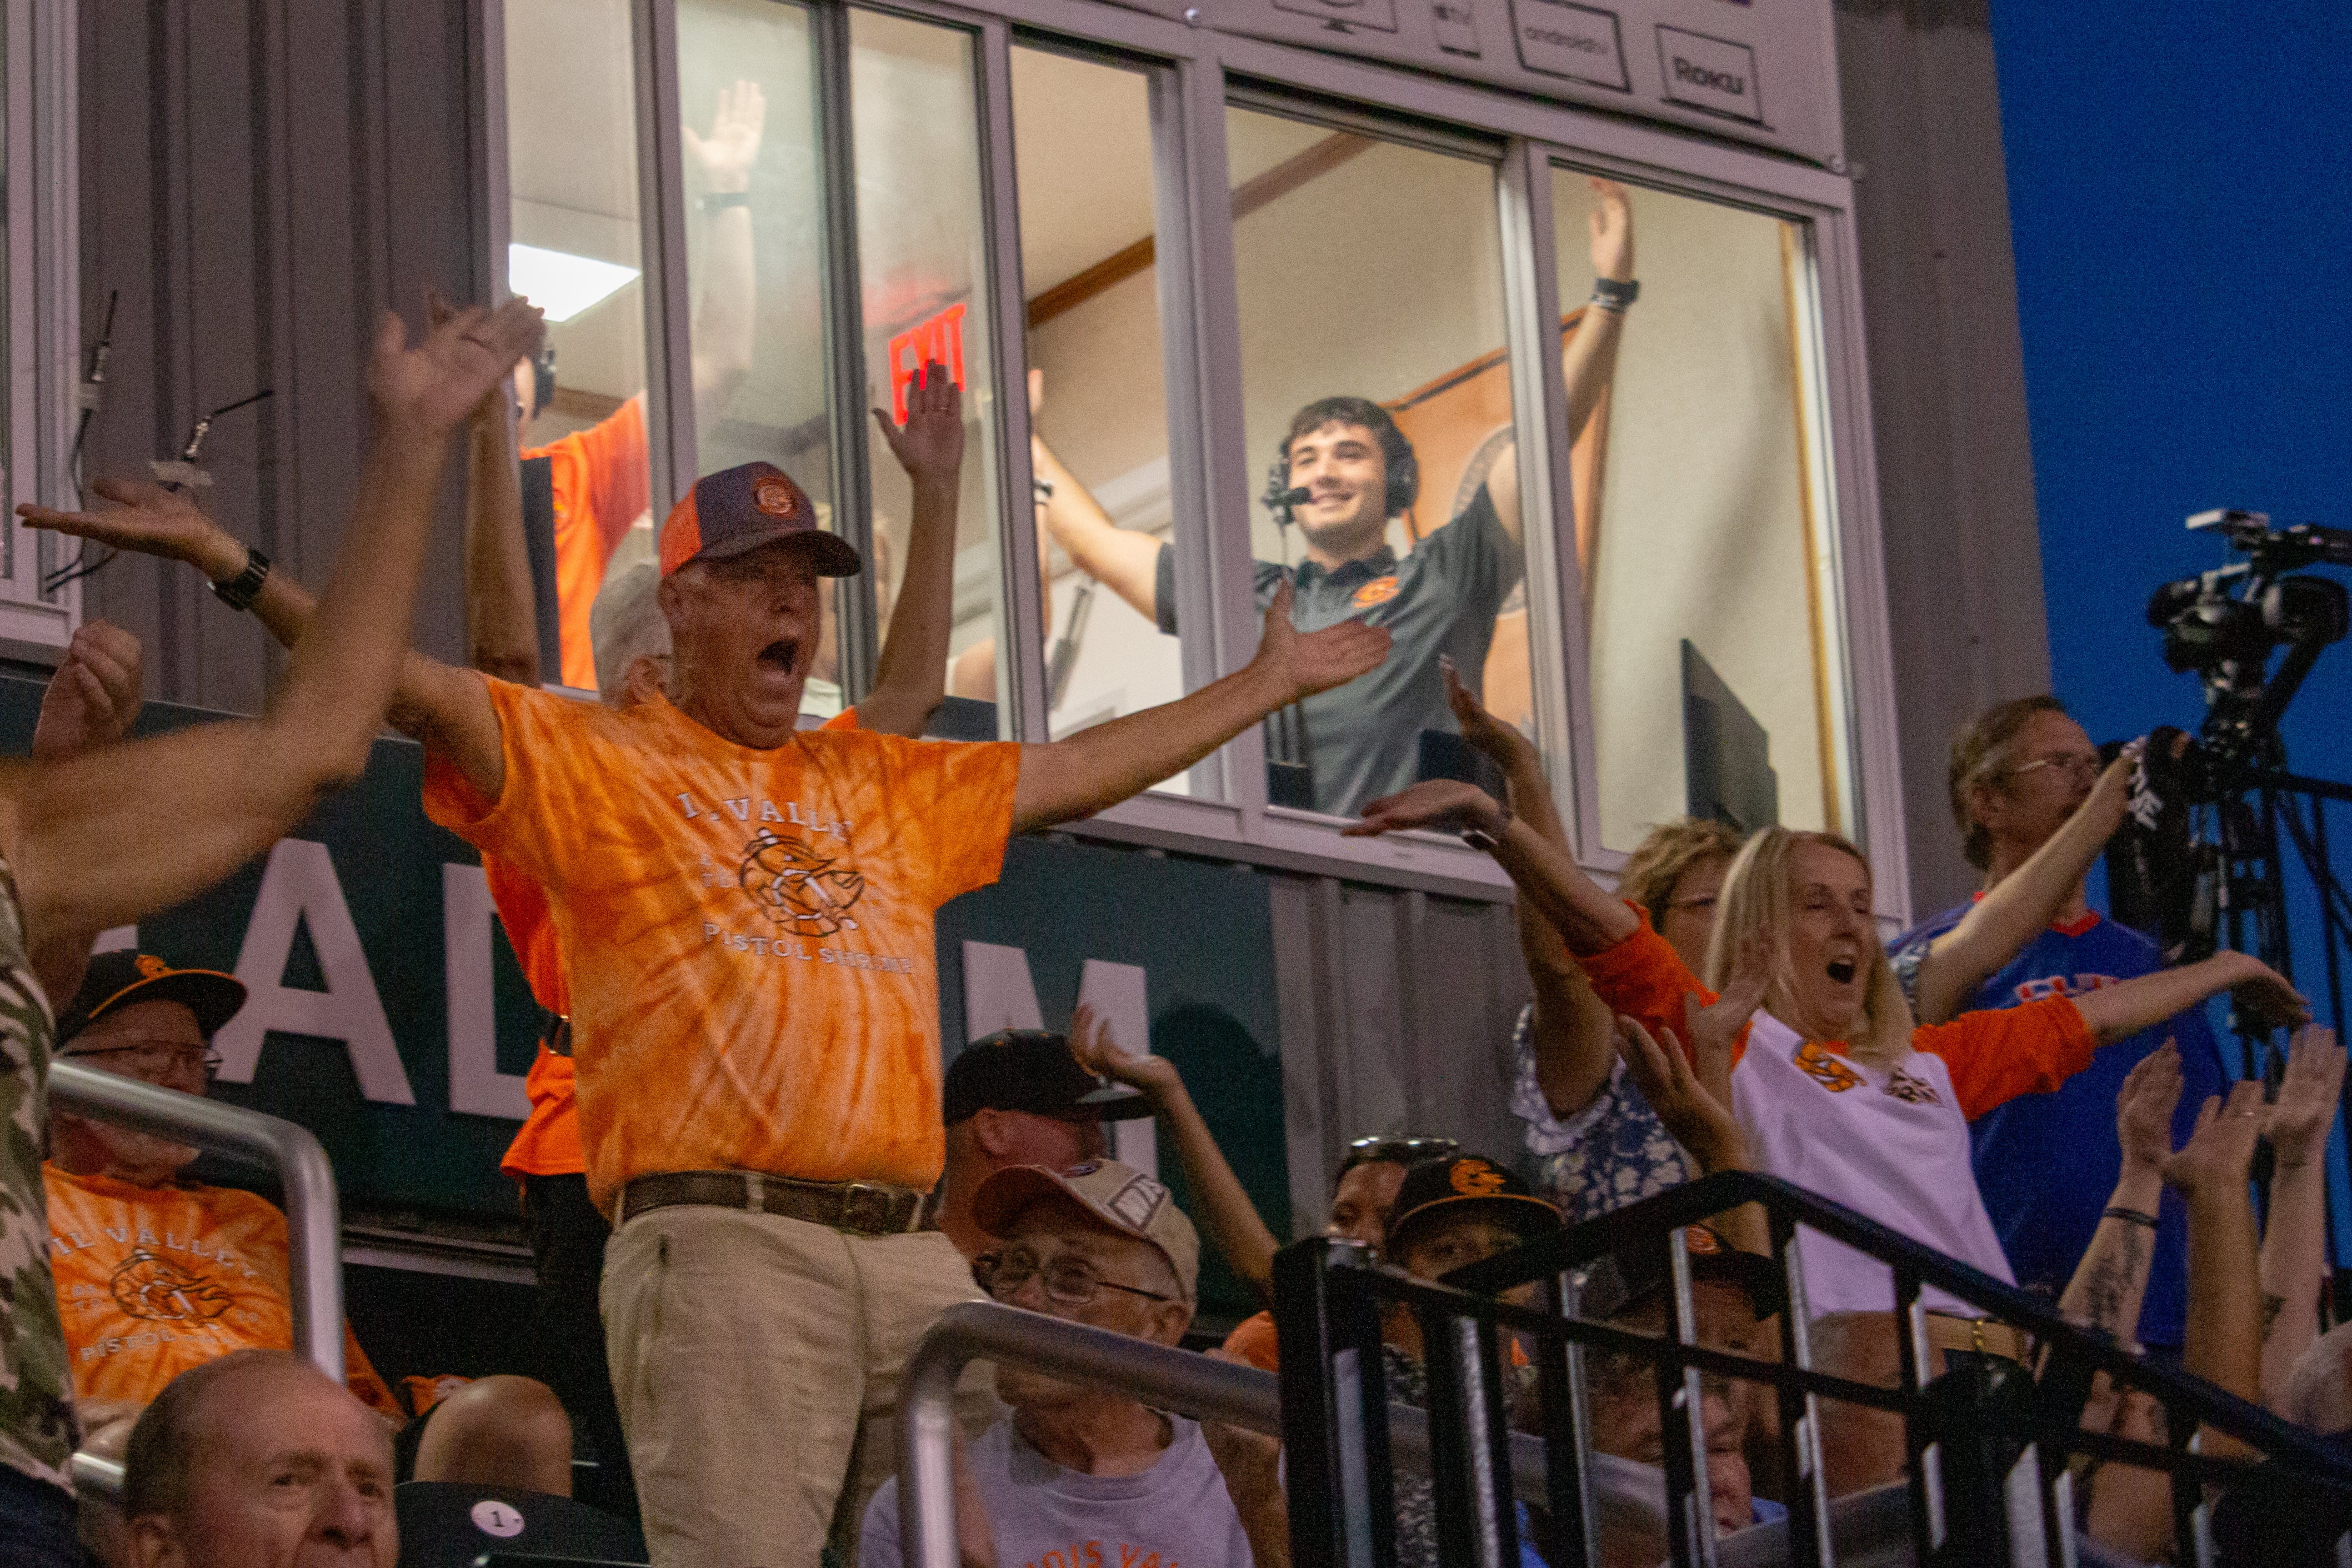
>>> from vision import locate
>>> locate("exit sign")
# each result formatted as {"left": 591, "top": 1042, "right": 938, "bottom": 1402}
{"left": 887, "top": 302, "right": 968, "bottom": 423}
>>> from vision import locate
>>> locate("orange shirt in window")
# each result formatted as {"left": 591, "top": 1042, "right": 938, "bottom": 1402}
{"left": 44, "top": 1165, "right": 401, "bottom": 1420}
{"left": 523, "top": 395, "right": 650, "bottom": 691}
{"left": 492, "top": 709, "right": 866, "bottom": 1184}
{"left": 426, "top": 682, "right": 1019, "bottom": 1212}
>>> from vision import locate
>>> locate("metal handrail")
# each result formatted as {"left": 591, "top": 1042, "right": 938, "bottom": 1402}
{"left": 898, "top": 1299, "right": 1689, "bottom": 1568}
{"left": 48, "top": 1061, "right": 344, "bottom": 1378}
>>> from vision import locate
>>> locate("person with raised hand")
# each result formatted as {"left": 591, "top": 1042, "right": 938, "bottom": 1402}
{"left": 1, "top": 293, "right": 542, "bottom": 1564}
{"left": 2258, "top": 1026, "right": 2345, "bottom": 1414}
{"left": 1347, "top": 664, "right": 2308, "bottom": 1332}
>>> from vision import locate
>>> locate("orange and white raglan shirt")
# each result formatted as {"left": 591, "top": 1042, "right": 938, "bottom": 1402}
{"left": 1579, "top": 910, "right": 2098, "bottom": 1317}
{"left": 427, "top": 684, "right": 1019, "bottom": 1214}
{"left": 490, "top": 709, "right": 864, "bottom": 1188}
{"left": 44, "top": 1165, "right": 401, "bottom": 1419}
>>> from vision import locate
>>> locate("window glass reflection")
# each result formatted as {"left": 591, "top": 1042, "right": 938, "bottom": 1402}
{"left": 1011, "top": 47, "right": 1192, "bottom": 789}
{"left": 1225, "top": 107, "right": 1548, "bottom": 819}
{"left": 1553, "top": 171, "right": 1848, "bottom": 848}
{"left": 850, "top": 11, "right": 1008, "bottom": 738}
{"left": 504, "top": 0, "right": 655, "bottom": 692}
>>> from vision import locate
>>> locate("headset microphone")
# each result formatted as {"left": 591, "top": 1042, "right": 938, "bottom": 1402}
{"left": 1279, "top": 486, "right": 1311, "bottom": 510}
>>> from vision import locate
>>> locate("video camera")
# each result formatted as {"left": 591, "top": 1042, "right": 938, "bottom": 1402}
{"left": 2105, "top": 510, "right": 2352, "bottom": 964}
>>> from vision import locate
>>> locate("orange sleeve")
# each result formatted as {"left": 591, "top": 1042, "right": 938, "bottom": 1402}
{"left": 421, "top": 680, "right": 602, "bottom": 889}
{"left": 342, "top": 1326, "right": 404, "bottom": 1422}
{"left": 1575, "top": 905, "right": 1745, "bottom": 1067}
{"left": 581, "top": 395, "right": 651, "bottom": 560}
{"left": 1915, "top": 996, "right": 2096, "bottom": 1121}
{"left": 1219, "top": 1311, "right": 1280, "bottom": 1372}
{"left": 482, "top": 851, "right": 568, "bottom": 1016}
{"left": 821, "top": 707, "right": 860, "bottom": 732}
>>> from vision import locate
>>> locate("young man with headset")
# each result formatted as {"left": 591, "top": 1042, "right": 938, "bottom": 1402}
{"left": 1032, "top": 176, "right": 1637, "bottom": 818}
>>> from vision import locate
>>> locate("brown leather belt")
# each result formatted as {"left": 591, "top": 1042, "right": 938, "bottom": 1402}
{"left": 1925, "top": 1311, "right": 2033, "bottom": 1365}
{"left": 620, "top": 1170, "right": 935, "bottom": 1236}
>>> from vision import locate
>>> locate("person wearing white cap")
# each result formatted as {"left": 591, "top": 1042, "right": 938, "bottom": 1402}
{"left": 860, "top": 1159, "right": 1273, "bottom": 1568}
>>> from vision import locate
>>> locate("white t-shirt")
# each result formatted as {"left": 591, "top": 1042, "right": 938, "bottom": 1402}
{"left": 862, "top": 1413, "right": 1252, "bottom": 1568}
{"left": 1732, "top": 1011, "right": 2013, "bottom": 1316}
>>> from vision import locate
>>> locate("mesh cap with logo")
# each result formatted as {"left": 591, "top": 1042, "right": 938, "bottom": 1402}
{"left": 56, "top": 951, "right": 248, "bottom": 1046}
{"left": 973, "top": 1158, "right": 1200, "bottom": 1301}
{"left": 658, "top": 461, "right": 862, "bottom": 579}
{"left": 943, "top": 1030, "right": 1154, "bottom": 1125}
{"left": 1385, "top": 1154, "right": 1563, "bottom": 1254}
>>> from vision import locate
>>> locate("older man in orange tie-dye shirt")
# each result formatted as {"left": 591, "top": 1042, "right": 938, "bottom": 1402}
{"left": 388, "top": 379, "right": 1393, "bottom": 1566}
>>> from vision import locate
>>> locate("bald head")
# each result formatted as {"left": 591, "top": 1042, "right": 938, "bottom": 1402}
{"left": 124, "top": 1350, "right": 396, "bottom": 1568}
{"left": 411, "top": 1374, "right": 574, "bottom": 1496}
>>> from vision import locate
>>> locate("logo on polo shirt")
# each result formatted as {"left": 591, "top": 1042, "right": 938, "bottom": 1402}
{"left": 754, "top": 475, "right": 800, "bottom": 518}
{"left": 1353, "top": 575, "right": 1402, "bottom": 608}
{"left": 109, "top": 1250, "right": 234, "bottom": 1322}
{"left": 1884, "top": 1066, "right": 1940, "bottom": 1106}
{"left": 1792, "top": 1040, "right": 1863, "bottom": 1093}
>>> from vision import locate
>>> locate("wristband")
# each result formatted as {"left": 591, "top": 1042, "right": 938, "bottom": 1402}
{"left": 209, "top": 546, "right": 272, "bottom": 613}
{"left": 2101, "top": 1205, "right": 2158, "bottom": 1230}
{"left": 1459, "top": 796, "right": 1512, "bottom": 853}
{"left": 1591, "top": 277, "right": 1639, "bottom": 312}
{"left": 699, "top": 190, "right": 751, "bottom": 214}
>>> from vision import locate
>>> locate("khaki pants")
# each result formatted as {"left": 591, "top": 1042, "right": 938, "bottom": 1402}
{"left": 600, "top": 1204, "right": 995, "bottom": 1568}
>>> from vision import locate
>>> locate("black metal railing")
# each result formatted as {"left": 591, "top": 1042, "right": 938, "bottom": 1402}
{"left": 1274, "top": 1170, "right": 2352, "bottom": 1568}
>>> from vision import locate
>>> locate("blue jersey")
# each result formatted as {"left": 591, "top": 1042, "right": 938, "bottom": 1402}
{"left": 1887, "top": 904, "right": 2225, "bottom": 1347}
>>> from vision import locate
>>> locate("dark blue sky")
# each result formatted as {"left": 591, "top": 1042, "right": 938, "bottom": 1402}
{"left": 1988, "top": 1, "right": 2352, "bottom": 1238}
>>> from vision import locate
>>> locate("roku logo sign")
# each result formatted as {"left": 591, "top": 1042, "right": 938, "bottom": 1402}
{"left": 887, "top": 302, "right": 968, "bottom": 423}
{"left": 1672, "top": 54, "right": 1745, "bottom": 96}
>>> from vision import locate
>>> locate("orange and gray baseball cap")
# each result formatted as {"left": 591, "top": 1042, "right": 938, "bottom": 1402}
{"left": 658, "top": 461, "right": 862, "bottom": 578}
{"left": 974, "top": 1158, "right": 1200, "bottom": 1301}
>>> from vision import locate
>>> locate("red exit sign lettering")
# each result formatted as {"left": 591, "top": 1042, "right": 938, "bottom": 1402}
{"left": 888, "top": 303, "right": 968, "bottom": 423}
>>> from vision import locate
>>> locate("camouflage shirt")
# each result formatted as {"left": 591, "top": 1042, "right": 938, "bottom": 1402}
{"left": 0, "top": 854, "right": 72, "bottom": 1490}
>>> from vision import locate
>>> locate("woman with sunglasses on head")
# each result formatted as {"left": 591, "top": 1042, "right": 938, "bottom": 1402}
{"left": 1351, "top": 667, "right": 2309, "bottom": 1326}
{"left": 1443, "top": 659, "right": 1744, "bottom": 1223}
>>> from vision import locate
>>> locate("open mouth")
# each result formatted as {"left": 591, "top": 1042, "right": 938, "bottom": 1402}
{"left": 1826, "top": 958, "right": 1858, "bottom": 985}
{"left": 757, "top": 638, "right": 799, "bottom": 675}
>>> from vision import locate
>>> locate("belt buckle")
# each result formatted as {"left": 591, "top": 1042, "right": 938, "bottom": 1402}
{"left": 842, "top": 1182, "right": 897, "bottom": 1235}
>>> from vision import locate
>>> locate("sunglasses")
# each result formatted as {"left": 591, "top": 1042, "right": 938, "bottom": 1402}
{"left": 1338, "top": 1135, "right": 1460, "bottom": 1175}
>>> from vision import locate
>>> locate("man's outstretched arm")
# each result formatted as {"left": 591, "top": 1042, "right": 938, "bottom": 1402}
{"left": 5, "top": 299, "right": 540, "bottom": 939}
{"left": 1009, "top": 583, "right": 1387, "bottom": 832}
{"left": 859, "top": 362, "right": 963, "bottom": 739}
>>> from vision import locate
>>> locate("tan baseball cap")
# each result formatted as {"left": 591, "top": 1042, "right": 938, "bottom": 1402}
{"left": 974, "top": 1159, "right": 1200, "bottom": 1301}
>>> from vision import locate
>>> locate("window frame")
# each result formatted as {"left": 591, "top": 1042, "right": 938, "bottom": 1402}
{"left": 1, "top": 0, "right": 82, "bottom": 648}
{"left": 486, "top": 0, "right": 1905, "bottom": 914}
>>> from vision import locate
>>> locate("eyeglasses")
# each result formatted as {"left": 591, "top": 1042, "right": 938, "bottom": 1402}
{"left": 2004, "top": 751, "right": 2103, "bottom": 784}
{"left": 972, "top": 1247, "right": 1174, "bottom": 1309}
{"left": 1338, "top": 1135, "right": 1460, "bottom": 1175}
{"left": 61, "top": 1041, "right": 222, "bottom": 1082}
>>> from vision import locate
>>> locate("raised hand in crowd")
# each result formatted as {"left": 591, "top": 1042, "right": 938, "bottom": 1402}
{"left": 9, "top": 295, "right": 544, "bottom": 943}
{"left": 1069, "top": 1000, "right": 1283, "bottom": 1300}
{"left": 2260, "top": 1026, "right": 2346, "bottom": 1414}
{"left": 681, "top": 81, "right": 765, "bottom": 412}
{"left": 2164, "top": 1078, "right": 2270, "bottom": 1445}
{"left": 429, "top": 285, "right": 536, "bottom": 686}
{"left": 682, "top": 78, "right": 766, "bottom": 195}
{"left": 24, "top": 622, "right": 147, "bottom": 1005}
{"left": 1615, "top": 1001, "right": 1768, "bottom": 1259}
{"left": 1910, "top": 740, "right": 2138, "bottom": 1025}
{"left": 1587, "top": 174, "right": 1633, "bottom": 284}
{"left": 862, "top": 361, "right": 965, "bottom": 738}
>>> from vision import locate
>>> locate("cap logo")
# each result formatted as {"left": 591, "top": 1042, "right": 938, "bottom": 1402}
{"left": 1449, "top": 1159, "right": 1507, "bottom": 1197}
{"left": 136, "top": 955, "right": 169, "bottom": 980}
{"left": 754, "top": 476, "right": 799, "bottom": 518}
{"left": 1104, "top": 1173, "right": 1170, "bottom": 1231}
{"left": 1685, "top": 1226, "right": 1723, "bottom": 1255}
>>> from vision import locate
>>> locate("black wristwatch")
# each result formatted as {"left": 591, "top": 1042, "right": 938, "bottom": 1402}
{"left": 1591, "top": 277, "right": 1640, "bottom": 312}
{"left": 209, "top": 546, "right": 272, "bottom": 613}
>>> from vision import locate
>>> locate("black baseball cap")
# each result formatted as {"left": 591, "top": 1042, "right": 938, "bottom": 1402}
{"left": 56, "top": 951, "right": 248, "bottom": 1046}
{"left": 1578, "top": 1223, "right": 1785, "bottom": 1324}
{"left": 943, "top": 1030, "right": 1154, "bottom": 1125}
{"left": 1385, "top": 1155, "right": 1563, "bottom": 1255}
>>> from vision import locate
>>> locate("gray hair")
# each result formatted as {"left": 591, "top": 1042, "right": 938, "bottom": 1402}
{"left": 2287, "top": 1321, "right": 2352, "bottom": 1434}
{"left": 590, "top": 563, "right": 670, "bottom": 694}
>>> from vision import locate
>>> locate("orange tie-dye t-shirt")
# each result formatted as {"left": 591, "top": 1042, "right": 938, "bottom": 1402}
{"left": 522, "top": 395, "right": 651, "bottom": 692}
{"left": 489, "top": 709, "right": 866, "bottom": 1184}
{"left": 44, "top": 1165, "right": 400, "bottom": 1419}
{"left": 425, "top": 681, "right": 1020, "bottom": 1211}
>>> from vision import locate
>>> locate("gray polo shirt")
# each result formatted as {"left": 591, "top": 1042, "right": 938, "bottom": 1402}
{"left": 1152, "top": 484, "right": 1523, "bottom": 816}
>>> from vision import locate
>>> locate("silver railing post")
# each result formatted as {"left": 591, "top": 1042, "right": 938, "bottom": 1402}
{"left": 49, "top": 1061, "right": 344, "bottom": 1380}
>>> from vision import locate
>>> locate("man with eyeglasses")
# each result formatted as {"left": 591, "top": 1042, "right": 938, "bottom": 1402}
{"left": 1886, "top": 697, "right": 2225, "bottom": 1355}
{"left": 862, "top": 1159, "right": 1271, "bottom": 1568}
{"left": 41, "top": 952, "right": 405, "bottom": 1441}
